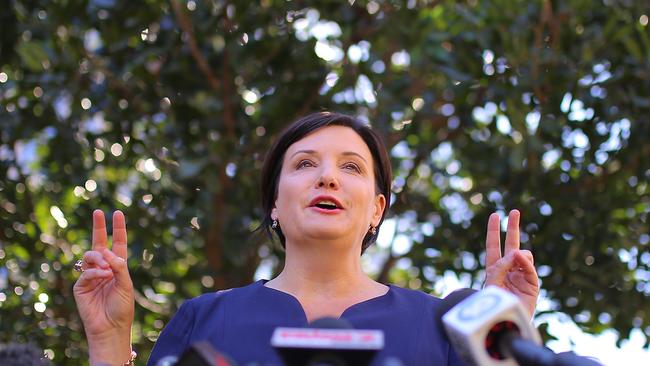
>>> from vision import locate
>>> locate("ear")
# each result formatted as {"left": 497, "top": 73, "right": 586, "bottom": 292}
{"left": 370, "top": 194, "right": 386, "bottom": 227}
{"left": 271, "top": 207, "right": 278, "bottom": 221}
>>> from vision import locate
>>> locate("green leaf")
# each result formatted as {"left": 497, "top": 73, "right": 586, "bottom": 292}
{"left": 11, "top": 245, "right": 31, "bottom": 261}
{"left": 16, "top": 41, "right": 49, "bottom": 72}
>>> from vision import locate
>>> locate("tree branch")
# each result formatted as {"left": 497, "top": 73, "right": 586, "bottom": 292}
{"left": 171, "top": 0, "right": 221, "bottom": 91}
{"left": 531, "top": 0, "right": 555, "bottom": 104}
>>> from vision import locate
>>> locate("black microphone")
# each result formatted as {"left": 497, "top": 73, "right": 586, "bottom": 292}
{"left": 271, "top": 317, "right": 384, "bottom": 366}
{"left": 155, "top": 341, "right": 237, "bottom": 366}
{"left": 498, "top": 333, "right": 602, "bottom": 366}
{"left": 437, "top": 286, "right": 602, "bottom": 366}
{"left": 434, "top": 288, "right": 478, "bottom": 341}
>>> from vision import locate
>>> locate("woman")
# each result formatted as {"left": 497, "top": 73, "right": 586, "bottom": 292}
{"left": 74, "top": 112, "right": 538, "bottom": 365}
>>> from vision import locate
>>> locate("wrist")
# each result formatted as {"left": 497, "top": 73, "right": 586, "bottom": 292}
{"left": 87, "top": 329, "right": 132, "bottom": 366}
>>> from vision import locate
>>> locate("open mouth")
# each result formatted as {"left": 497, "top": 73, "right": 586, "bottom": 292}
{"left": 310, "top": 197, "right": 343, "bottom": 211}
{"left": 314, "top": 201, "right": 339, "bottom": 210}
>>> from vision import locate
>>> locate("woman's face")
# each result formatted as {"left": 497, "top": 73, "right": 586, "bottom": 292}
{"left": 272, "top": 125, "right": 386, "bottom": 247}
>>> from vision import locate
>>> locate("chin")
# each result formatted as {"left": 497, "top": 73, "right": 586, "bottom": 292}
{"left": 300, "top": 225, "right": 351, "bottom": 241}
{"left": 307, "top": 227, "right": 345, "bottom": 238}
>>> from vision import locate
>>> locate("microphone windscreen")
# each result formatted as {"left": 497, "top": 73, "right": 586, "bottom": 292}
{"left": 434, "top": 288, "right": 478, "bottom": 340}
{"left": 441, "top": 286, "right": 542, "bottom": 366}
{"left": 308, "top": 316, "right": 354, "bottom": 329}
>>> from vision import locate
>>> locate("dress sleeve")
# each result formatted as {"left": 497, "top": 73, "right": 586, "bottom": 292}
{"left": 146, "top": 300, "right": 196, "bottom": 366}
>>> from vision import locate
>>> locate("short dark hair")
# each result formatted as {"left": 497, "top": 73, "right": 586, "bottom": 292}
{"left": 260, "top": 111, "right": 392, "bottom": 253}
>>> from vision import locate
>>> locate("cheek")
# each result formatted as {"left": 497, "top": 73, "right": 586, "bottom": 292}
{"left": 277, "top": 174, "right": 294, "bottom": 194}
{"left": 354, "top": 182, "right": 378, "bottom": 211}
{"left": 275, "top": 174, "right": 302, "bottom": 210}
{"left": 275, "top": 181, "right": 288, "bottom": 210}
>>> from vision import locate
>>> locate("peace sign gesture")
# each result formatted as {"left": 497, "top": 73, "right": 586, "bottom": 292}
{"left": 484, "top": 209, "right": 539, "bottom": 318}
{"left": 73, "top": 210, "right": 134, "bottom": 365}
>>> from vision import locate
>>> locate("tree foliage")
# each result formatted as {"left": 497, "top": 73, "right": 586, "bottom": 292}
{"left": 1, "top": 0, "right": 649, "bottom": 363}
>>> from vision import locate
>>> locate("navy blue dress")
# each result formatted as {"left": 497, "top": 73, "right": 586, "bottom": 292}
{"left": 147, "top": 280, "right": 463, "bottom": 365}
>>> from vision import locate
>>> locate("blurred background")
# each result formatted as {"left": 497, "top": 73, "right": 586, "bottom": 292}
{"left": 1, "top": 0, "right": 649, "bottom": 364}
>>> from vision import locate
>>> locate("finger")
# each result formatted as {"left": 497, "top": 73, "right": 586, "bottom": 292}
{"left": 504, "top": 209, "right": 521, "bottom": 255}
{"left": 112, "top": 211, "right": 128, "bottom": 259}
{"left": 76, "top": 268, "right": 114, "bottom": 287}
{"left": 513, "top": 252, "right": 539, "bottom": 300}
{"left": 485, "top": 212, "right": 502, "bottom": 267}
{"left": 520, "top": 249, "right": 534, "bottom": 266}
{"left": 490, "top": 252, "right": 537, "bottom": 278}
{"left": 101, "top": 248, "right": 131, "bottom": 286}
{"left": 486, "top": 251, "right": 528, "bottom": 285}
{"left": 514, "top": 251, "right": 537, "bottom": 276}
{"left": 82, "top": 251, "right": 110, "bottom": 270}
{"left": 92, "top": 210, "right": 108, "bottom": 252}
{"left": 485, "top": 254, "right": 512, "bottom": 286}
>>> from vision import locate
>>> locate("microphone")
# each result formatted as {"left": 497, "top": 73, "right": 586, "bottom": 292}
{"left": 155, "top": 341, "right": 237, "bottom": 366}
{"left": 271, "top": 317, "right": 384, "bottom": 366}
{"left": 438, "top": 286, "right": 601, "bottom": 366}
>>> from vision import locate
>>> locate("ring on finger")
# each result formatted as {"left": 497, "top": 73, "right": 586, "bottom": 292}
{"left": 74, "top": 259, "right": 84, "bottom": 273}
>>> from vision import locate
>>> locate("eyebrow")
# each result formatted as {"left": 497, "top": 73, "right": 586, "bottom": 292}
{"left": 290, "top": 149, "right": 368, "bottom": 164}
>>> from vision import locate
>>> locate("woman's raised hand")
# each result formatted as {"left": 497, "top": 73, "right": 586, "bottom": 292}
{"left": 73, "top": 210, "right": 134, "bottom": 365}
{"left": 484, "top": 209, "right": 539, "bottom": 318}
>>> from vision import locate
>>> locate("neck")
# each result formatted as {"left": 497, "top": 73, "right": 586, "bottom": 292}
{"left": 270, "top": 238, "right": 373, "bottom": 296}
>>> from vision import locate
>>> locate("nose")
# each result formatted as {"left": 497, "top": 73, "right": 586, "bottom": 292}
{"left": 316, "top": 164, "right": 339, "bottom": 189}
{"left": 318, "top": 177, "right": 338, "bottom": 189}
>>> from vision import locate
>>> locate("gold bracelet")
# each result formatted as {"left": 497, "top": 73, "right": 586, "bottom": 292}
{"left": 122, "top": 350, "right": 137, "bottom": 366}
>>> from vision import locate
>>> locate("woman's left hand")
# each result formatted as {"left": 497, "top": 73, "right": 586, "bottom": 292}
{"left": 484, "top": 209, "right": 539, "bottom": 318}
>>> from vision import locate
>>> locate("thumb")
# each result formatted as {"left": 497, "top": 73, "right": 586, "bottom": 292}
{"left": 485, "top": 251, "right": 517, "bottom": 286}
{"left": 101, "top": 248, "right": 132, "bottom": 287}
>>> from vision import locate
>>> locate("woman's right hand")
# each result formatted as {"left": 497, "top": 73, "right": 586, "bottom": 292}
{"left": 73, "top": 210, "right": 134, "bottom": 365}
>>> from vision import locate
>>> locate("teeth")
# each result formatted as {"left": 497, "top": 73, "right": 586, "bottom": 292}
{"left": 315, "top": 200, "right": 338, "bottom": 208}
{"left": 317, "top": 200, "right": 337, "bottom": 206}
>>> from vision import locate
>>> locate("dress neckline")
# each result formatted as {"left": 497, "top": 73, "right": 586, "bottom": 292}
{"left": 256, "top": 279, "right": 393, "bottom": 323}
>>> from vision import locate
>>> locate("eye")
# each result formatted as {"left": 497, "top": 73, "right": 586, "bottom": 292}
{"left": 342, "top": 162, "right": 361, "bottom": 173}
{"left": 296, "top": 159, "right": 315, "bottom": 169}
